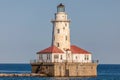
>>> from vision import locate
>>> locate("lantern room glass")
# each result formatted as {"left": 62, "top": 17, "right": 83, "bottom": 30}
{"left": 57, "top": 3, "right": 65, "bottom": 12}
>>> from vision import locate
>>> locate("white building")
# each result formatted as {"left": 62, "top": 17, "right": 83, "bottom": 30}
{"left": 37, "top": 3, "right": 92, "bottom": 63}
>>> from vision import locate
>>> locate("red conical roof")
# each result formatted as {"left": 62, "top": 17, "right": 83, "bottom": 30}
{"left": 37, "top": 46, "right": 63, "bottom": 54}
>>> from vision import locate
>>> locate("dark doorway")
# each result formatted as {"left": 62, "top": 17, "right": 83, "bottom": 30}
{"left": 65, "top": 69, "right": 69, "bottom": 77}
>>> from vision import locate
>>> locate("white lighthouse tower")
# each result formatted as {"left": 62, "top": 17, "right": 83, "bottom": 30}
{"left": 51, "top": 3, "right": 71, "bottom": 52}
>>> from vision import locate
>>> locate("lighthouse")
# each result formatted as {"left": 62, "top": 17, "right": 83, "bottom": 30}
{"left": 31, "top": 3, "right": 98, "bottom": 77}
{"left": 36, "top": 3, "right": 92, "bottom": 63}
{"left": 51, "top": 3, "right": 71, "bottom": 52}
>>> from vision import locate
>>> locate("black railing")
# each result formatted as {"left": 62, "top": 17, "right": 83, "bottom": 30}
{"left": 30, "top": 59, "right": 99, "bottom": 64}
{"left": 92, "top": 60, "right": 99, "bottom": 63}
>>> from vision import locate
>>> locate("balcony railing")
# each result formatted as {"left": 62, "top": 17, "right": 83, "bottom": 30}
{"left": 30, "top": 59, "right": 39, "bottom": 63}
{"left": 92, "top": 60, "right": 99, "bottom": 63}
{"left": 30, "top": 59, "right": 99, "bottom": 64}
{"left": 30, "top": 59, "right": 51, "bottom": 63}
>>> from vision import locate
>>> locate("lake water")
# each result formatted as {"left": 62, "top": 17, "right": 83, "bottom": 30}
{"left": 0, "top": 64, "right": 120, "bottom": 80}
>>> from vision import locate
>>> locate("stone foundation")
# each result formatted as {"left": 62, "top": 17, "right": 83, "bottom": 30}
{"left": 31, "top": 62, "right": 97, "bottom": 77}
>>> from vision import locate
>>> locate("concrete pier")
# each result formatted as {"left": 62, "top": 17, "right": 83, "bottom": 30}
{"left": 31, "top": 62, "right": 98, "bottom": 77}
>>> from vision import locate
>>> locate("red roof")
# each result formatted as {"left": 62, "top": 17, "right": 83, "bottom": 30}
{"left": 37, "top": 46, "right": 63, "bottom": 54}
{"left": 37, "top": 45, "right": 90, "bottom": 54}
{"left": 70, "top": 45, "right": 90, "bottom": 54}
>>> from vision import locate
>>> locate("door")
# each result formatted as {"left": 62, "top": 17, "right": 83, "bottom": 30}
{"left": 65, "top": 69, "right": 69, "bottom": 77}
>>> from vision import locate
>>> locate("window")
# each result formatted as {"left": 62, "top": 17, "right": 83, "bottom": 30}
{"left": 65, "top": 23, "right": 67, "bottom": 26}
{"left": 65, "top": 36, "right": 67, "bottom": 40}
{"left": 54, "top": 55, "right": 59, "bottom": 59}
{"left": 87, "top": 55, "right": 89, "bottom": 60}
{"left": 76, "top": 56, "right": 77, "bottom": 59}
{"left": 60, "top": 55, "right": 62, "bottom": 60}
{"left": 84, "top": 55, "right": 89, "bottom": 60}
{"left": 84, "top": 55, "right": 87, "bottom": 60}
{"left": 49, "top": 54, "right": 50, "bottom": 60}
{"left": 57, "top": 29, "right": 60, "bottom": 33}
{"left": 57, "top": 43, "right": 60, "bottom": 47}
{"left": 47, "top": 54, "right": 48, "bottom": 60}
{"left": 47, "top": 54, "right": 50, "bottom": 60}
{"left": 39, "top": 54, "right": 42, "bottom": 60}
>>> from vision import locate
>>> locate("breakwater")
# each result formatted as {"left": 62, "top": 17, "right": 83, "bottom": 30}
{"left": 0, "top": 73, "right": 46, "bottom": 77}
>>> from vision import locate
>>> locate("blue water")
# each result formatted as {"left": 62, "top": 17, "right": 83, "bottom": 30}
{"left": 0, "top": 64, "right": 31, "bottom": 74}
{"left": 0, "top": 64, "right": 120, "bottom": 80}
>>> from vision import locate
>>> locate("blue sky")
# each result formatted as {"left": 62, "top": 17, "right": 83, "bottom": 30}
{"left": 0, "top": 0, "right": 120, "bottom": 64}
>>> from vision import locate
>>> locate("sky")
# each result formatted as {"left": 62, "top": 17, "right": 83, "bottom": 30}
{"left": 0, "top": 0, "right": 120, "bottom": 64}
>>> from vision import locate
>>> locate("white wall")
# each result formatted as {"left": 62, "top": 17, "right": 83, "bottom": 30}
{"left": 38, "top": 54, "right": 52, "bottom": 62}
{"left": 72, "top": 54, "right": 92, "bottom": 63}
{"left": 52, "top": 53, "right": 66, "bottom": 62}
{"left": 38, "top": 53, "right": 92, "bottom": 63}
{"left": 38, "top": 53, "right": 66, "bottom": 62}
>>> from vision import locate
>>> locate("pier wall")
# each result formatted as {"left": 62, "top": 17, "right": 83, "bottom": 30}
{"left": 31, "top": 62, "right": 97, "bottom": 77}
